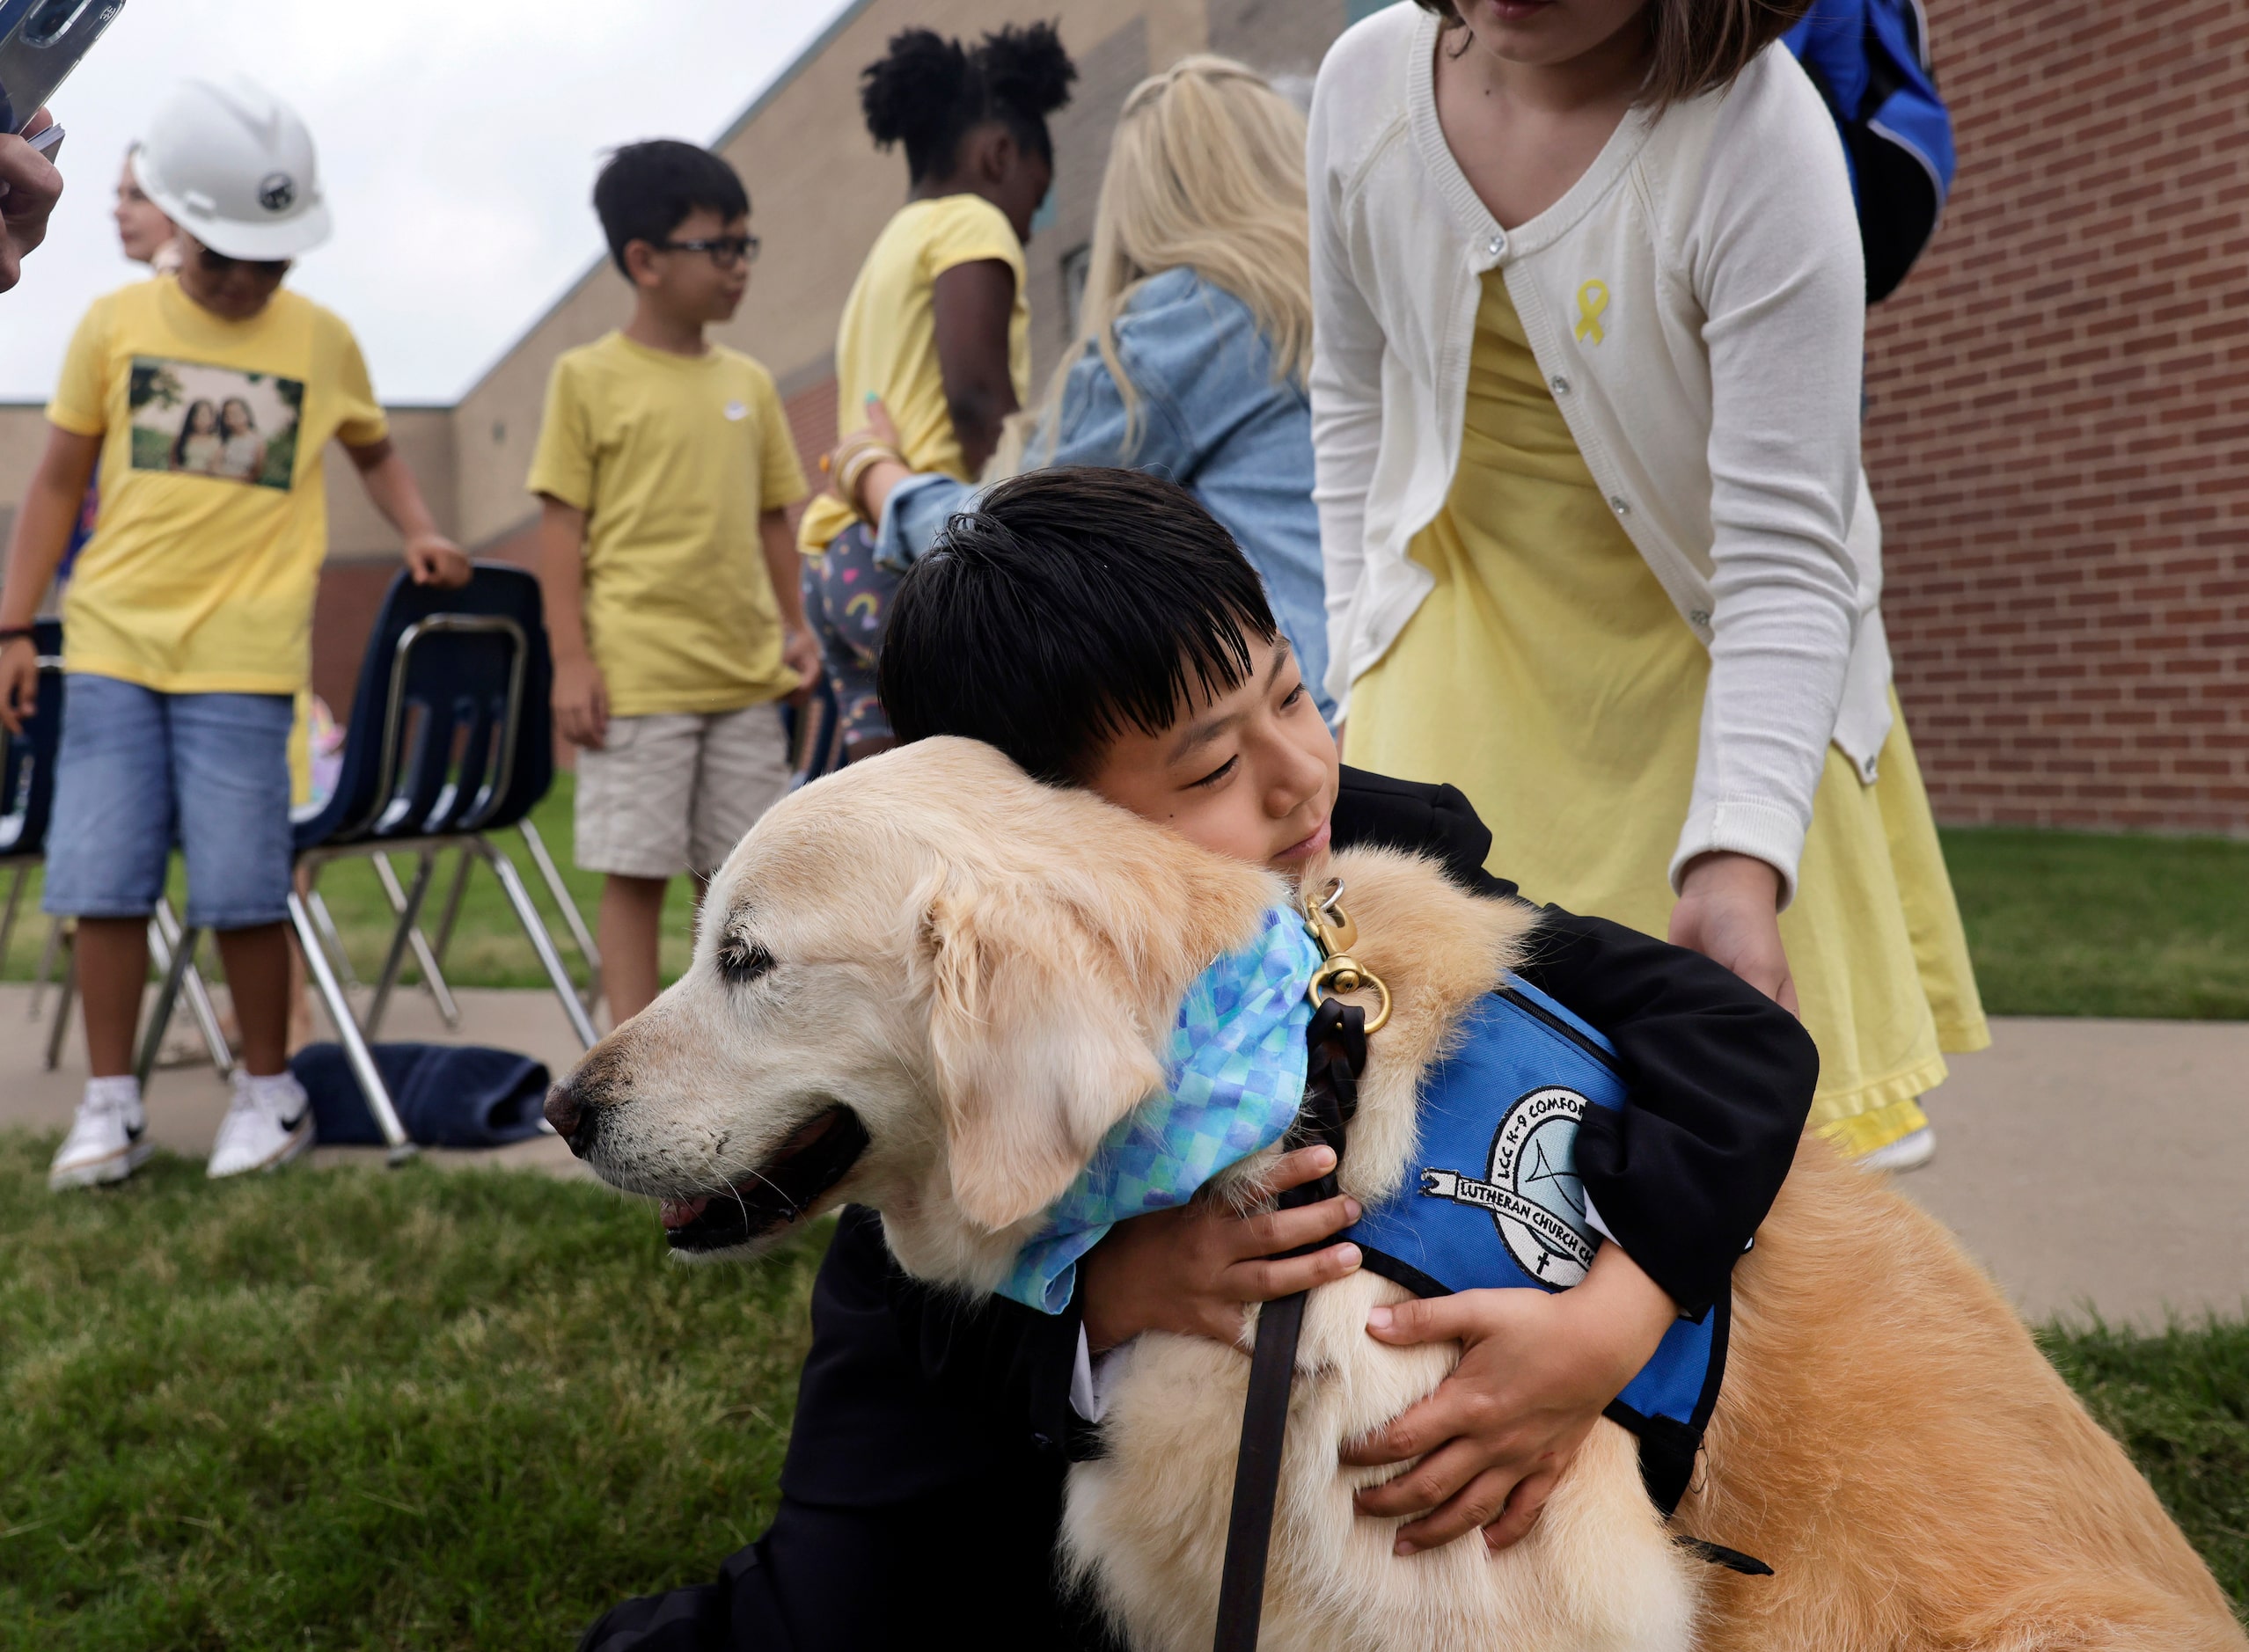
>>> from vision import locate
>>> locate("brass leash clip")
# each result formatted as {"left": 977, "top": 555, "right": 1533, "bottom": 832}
{"left": 1300, "top": 878, "right": 1391, "bottom": 1033}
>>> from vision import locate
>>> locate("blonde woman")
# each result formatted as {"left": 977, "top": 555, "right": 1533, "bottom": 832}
{"left": 846, "top": 54, "right": 1336, "bottom": 715}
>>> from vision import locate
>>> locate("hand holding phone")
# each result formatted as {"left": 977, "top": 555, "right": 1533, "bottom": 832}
{"left": 0, "top": 108, "right": 62, "bottom": 293}
{"left": 1, "top": 0, "right": 128, "bottom": 134}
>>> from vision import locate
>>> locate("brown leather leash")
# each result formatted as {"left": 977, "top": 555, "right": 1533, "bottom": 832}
{"left": 1212, "top": 885, "right": 1382, "bottom": 1652}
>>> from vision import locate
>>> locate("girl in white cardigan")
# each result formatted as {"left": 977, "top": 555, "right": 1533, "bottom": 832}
{"left": 1311, "top": 13, "right": 1983, "bottom": 1170}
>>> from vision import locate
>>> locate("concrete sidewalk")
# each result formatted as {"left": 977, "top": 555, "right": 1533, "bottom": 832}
{"left": 3, "top": 983, "right": 2244, "bottom": 1329}
{"left": 0, "top": 980, "right": 590, "bottom": 1179}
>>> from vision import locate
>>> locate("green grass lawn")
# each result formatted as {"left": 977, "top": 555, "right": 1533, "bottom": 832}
{"left": 1938, "top": 827, "right": 2249, "bottom": 1020}
{"left": 9, "top": 781, "right": 2244, "bottom": 1020}
{"left": 0, "top": 1140, "right": 825, "bottom": 1651}
{"left": 0, "top": 1139, "right": 2239, "bottom": 1649}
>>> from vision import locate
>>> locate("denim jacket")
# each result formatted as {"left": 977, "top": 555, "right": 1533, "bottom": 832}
{"left": 876, "top": 266, "right": 1334, "bottom": 719}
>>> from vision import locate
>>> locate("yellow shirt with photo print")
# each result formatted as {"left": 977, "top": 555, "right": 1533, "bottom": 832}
{"left": 526, "top": 333, "right": 809, "bottom": 717}
{"left": 47, "top": 277, "right": 388, "bottom": 696}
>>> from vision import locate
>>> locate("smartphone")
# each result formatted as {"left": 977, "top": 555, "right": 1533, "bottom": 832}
{"left": 0, "top": 0, "right": 128, "bottom": 136}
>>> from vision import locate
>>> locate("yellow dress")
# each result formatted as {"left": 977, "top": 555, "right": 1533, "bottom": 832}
{"left": 1345, "top": 274, "right": 1989, "bottom": 1151}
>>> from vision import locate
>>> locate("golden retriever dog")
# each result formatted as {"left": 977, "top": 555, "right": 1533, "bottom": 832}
{"left": 554, "top": 739, "right": 2244, "bottom": 1652}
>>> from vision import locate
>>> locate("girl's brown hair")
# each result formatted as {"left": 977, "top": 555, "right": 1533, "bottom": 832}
{"left": 1411, "top": 0, "right": 1813, "bottom": 110}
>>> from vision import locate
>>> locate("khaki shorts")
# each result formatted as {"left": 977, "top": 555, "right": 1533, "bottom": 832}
{"left": 574, "top": 703, "right": 790, "bottom": 880}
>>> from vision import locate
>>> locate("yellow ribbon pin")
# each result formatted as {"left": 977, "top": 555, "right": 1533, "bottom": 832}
{"left": 1574, "top": 279, "right": 1608, "bottom": 345}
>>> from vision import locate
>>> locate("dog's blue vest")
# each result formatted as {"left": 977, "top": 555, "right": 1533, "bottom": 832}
{"left": 1339, "top": 980, "right": 1727, "bottom": 1515}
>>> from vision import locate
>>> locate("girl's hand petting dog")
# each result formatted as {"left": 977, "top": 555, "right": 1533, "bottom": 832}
{"left": 1079, "top": 1144, "right": 1362, "bottom": 1353}
{"left": 1344, "top": 1243, "right": 1678, "bottom": 1554}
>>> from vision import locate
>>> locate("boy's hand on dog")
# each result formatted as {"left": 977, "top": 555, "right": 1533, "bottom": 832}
{"left": 1079, "top": 1144, "right": 1362, "bottom": 1353}
{"left": 1344, "top": 1244, "right": 1677, "bottom": 1555}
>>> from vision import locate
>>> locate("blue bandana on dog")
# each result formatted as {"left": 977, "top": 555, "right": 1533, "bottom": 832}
{"left": 998, "top": 904, "right": 1322, "bottom": 1314}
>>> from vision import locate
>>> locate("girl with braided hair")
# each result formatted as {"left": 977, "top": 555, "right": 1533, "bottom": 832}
{"left": 797, "top": 22, "right": 1075, "bottom": 762}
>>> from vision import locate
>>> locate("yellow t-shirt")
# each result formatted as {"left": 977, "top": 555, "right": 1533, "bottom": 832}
{"left": 47, "top": 278, "right": 388, "bottom": 695}
{"left": 526, "top": 332, "right": 811, "bottom": 718}
{"left": 796, "top": 193, "right": 1029, "bottom": 554}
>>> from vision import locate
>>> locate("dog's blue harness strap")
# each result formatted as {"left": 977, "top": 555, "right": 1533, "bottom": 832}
{"left": 1338, "top": 980, "right": 1730, "bottom": 1517}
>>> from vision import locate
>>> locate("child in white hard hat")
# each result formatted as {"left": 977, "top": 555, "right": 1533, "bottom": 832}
{"left": 0, "top": 76, "right": 470, "bottom": 1190}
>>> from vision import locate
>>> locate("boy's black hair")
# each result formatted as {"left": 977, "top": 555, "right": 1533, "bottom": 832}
{"left": 592, "top": 140, "right": 750, "bottom": 278}
{"left": 859, "top": 22, "right": 1077, "bottom": 184}
{"left": 878, "top": 468, "right": 1278, "bottom": 786}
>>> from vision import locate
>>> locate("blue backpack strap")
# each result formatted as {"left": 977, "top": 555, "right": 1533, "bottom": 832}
{"left": 1786, "top": 0, "right": 1956, "bottom": 302}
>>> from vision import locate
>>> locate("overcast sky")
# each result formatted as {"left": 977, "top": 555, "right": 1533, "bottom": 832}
{"left": 2, "top": 0, "right": 854, "bottom": 403}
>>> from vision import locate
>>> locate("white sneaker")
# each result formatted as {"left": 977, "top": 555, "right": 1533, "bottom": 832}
{"left": 49, "top": 1078, "right": 154, "bottom": 1191}
{"left": 208, "top": 1071, "right": 314, "bottom": 1179}
{"left": 1856, "top": 1125, "right": 1936, "bottom": 1174}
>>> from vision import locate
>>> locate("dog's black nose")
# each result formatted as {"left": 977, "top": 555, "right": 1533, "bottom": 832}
{"left": 545, "top": 1078, "right": 597, "bottom": 1158}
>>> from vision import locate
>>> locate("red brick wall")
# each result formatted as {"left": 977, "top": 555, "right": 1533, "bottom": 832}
{"left": 784, "top": 376, "right": 840, "bottom": 488}
{"left": 1869, "top": 0, "right": 2249, "bottom": 833}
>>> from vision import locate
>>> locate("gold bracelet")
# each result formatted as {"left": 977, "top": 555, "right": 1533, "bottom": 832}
{"left": 838, "top": 442, "right": 905, "bottom": 523}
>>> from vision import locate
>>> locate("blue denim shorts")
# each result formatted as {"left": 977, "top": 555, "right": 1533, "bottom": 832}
{"left": 41, "top": 674, "right": 296, "bottom": 930}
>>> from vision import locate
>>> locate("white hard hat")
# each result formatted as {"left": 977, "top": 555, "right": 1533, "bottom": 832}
{"left": 134, "top": 77, "right": 331, "bottom": 261}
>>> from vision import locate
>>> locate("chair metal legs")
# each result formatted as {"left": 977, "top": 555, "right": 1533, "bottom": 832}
{"left": 287, "top": 886, "right": 414, "bottom": 1162}
{"left": 516, "top": 817, "right": 602, "bottom": 1017}
{"left": 30, "top": 910, "right": 65, "bottom": 1020}
{"left": 134, "top": 917, "right": 201, "bottom": 1091}
{"left": 0, "top": 863, "right": 26, "bottom": 976}
{"left": 148, "top": 901, "right": 235, "bottom": 1078}
{"left": 429, "top": 848, "right": 473, "bottom": 971}
{"left": 478, "top": 833, "right": 598, "bottom": 1050}
{"left": 370, "top": 851, "right": 460, "bottom": 1030}
{"left": 42, "top": 920, "right": 75, "bottom": 1071}
{"left": 366, "top": 852, "right": 454, "bottom": 1037}
{"left": 306, "top": 888, "right": 359, "bottom": 988}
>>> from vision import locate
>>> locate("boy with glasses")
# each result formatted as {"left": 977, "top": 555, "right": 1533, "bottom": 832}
{"left": 0, "top": 77, "right": 467, "bottom": 1189}
{"left": 531, "top": 140, "right": 817, "bottom": 1024}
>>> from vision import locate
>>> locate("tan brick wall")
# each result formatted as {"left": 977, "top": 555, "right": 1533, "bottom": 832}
{"left": 1867, "top": 0, "right": 2249, "bottom": 833}
{"left": 447, "top": 0, "right": 1189, "bottom": 550}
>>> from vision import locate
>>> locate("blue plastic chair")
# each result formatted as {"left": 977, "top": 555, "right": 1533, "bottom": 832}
{"left": 143, "top": 565, "right": 600, "bottom": 1159}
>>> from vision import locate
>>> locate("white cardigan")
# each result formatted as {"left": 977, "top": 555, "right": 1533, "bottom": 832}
{"left": 1308, "top": 4, "right": 1893, "bottom": 903}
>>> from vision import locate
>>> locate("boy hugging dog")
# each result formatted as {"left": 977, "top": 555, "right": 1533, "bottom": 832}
{"left": 574, "top": 467, "right": 1819, "bottom": 1650}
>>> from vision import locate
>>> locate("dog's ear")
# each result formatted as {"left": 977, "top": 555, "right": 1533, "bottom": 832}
{"left": 921, "top": 850, "right": 1272, "bottom": 1232}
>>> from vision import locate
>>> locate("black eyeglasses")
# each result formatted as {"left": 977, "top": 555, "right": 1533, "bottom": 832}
{"left": 657, "top": 233, "right": 759, "bottom": 268}
{"left": 197, "top": 246, "right": 289, "bottom": 278}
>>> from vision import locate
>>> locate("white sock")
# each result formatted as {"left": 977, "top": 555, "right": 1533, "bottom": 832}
{"left": 84, "top": 1075, "right": 142, "bottom": 1114}
{"left": 239, "top": 1070, "right": 303, "bottom": 1107}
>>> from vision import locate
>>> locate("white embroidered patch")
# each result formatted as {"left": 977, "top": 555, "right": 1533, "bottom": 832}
{"left": 1420, "top": 1085, "right": 1596, "bottom": 1285}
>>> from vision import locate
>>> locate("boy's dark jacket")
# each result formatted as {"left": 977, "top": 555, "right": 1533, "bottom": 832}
{"left": 780, "top": 766, "right": 1818, "bottom": 1509}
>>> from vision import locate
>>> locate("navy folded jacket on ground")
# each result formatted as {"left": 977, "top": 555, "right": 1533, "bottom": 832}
{"left": 288, "top": 1042, "right": 552, "bottom": 1148}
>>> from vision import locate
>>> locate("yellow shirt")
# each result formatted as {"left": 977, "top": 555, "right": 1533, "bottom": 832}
{"left": 47, "top": 278, "right": 388, "bottom": 695}
{"left": 796, "top": 193, "right": 1029, "bottom": 554}
{"left": 527, "top": 332, "right": 810, "bottom": 718}
{"left": 1345, "top": 272, "right": 1987, "bottom": 1152}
